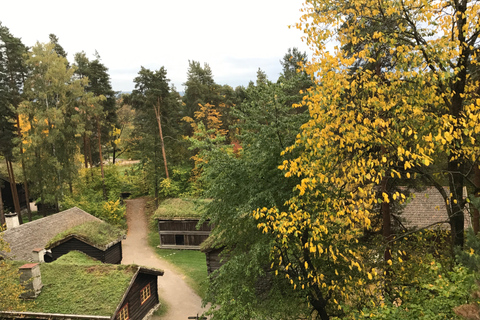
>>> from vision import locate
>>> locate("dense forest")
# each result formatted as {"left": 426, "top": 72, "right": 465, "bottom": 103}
{"left": 2, "top": 0, "right": 480, "bottom": 319}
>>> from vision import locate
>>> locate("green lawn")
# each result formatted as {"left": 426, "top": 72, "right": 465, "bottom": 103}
{"left": 148, "top": 230, "right": 209, "bottom": 299}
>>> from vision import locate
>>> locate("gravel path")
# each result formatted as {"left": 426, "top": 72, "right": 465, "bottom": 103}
{"left": 121, "top": 198, "right": 207, "bottom": 320}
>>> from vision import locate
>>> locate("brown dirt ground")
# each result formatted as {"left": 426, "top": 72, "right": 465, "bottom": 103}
{"left": 121, "top": 198, "right": 208, "bottom": 320}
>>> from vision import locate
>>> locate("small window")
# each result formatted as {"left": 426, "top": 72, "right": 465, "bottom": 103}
{"left": 140, "top": 283, "right": 151, "bottom": 305}
{"left": 117, "top": 304, "right": 129, "bottom": 320}
{"left": 175, "top": 234, "right": 185, "bottom": 245}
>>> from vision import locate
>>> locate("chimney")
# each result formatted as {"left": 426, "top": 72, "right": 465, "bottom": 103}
{"left": 5, "top": 212, "right": 19, "bottom": 229}
{"left": 32, "top": 248, "right": 45, "bottom": 263}
{"left": 19, "top": 263, "right": 43, "bottom": 299}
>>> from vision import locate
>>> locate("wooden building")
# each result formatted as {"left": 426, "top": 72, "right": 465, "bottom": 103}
{"left": 157, "top": 218, "right": 212, "bottom": 250}
{"left": 114, "top": 267, "right": 163, "bottom": 320}
{"left": 203, "top": 246, "right": 227, "bottom": 276}
{"left": 200, "top": 235, "right": 228, "bottom": 276}
{"left": 1, "top": 207, "right": 102, "bottom": 262}
{"left": 0, "top": 253, "right": 164, "bottom": 320}
{"left": 396, "top": 186, "right": 471, "bottom": 230}
{"left": 46, "top": 234, "right": 124, "bottom": 264}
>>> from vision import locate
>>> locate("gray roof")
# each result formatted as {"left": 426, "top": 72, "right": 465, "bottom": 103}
{"left": 397, "top": 187, "right": 471, "bottom": 230}
{"left": 1, "top": 207, "right": 102, "bottom": 261}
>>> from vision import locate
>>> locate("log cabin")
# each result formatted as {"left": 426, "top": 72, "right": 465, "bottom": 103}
{"left": 45, "top": 220, "right": 125, "bottom": 264}
{"left": 0, "top": 252, "right": 164, "bottom": 320}
{"left": 157, "top": 218, "right": 211, "bottom": 250}
{"left": 46, "top": 234, "right": 124, "bottom": 264}
{"left": 0, "top": 207, "right": 102, "bottom": 262}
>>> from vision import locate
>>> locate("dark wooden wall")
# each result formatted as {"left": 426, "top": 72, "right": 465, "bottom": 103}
{"left": 50, "top": 238, "right": 122, "bottom": 264}
{"left": 157, "top": 219, "right": 212, "bottom": 249}
{"left": 114, "top": 273, "right": 159, "bottom": 320}
{"left": 104, "top": 242, "right": 122, "bottom": 264}
{"left": 0, "top": 178, "right": 27, "bottom": 212}
{"left": 205, "top": 248, "right": 228, "bottom": 275}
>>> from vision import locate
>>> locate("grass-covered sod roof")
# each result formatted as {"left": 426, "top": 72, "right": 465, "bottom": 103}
{"left": 153, "top": 198, "right": 210, "bottom": 219}
{"left": 45, "top": 220, "right": 125, "bottom": 249}
{"left": 24, "top": 251, "right": 136, "bottom": 316}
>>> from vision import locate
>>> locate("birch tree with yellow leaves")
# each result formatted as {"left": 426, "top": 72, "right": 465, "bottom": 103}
{"left": 19, "top": 42, "right": 100, "bottom": 211}
{"left": 254, "top": 0, "right": 480, "bottom": 318}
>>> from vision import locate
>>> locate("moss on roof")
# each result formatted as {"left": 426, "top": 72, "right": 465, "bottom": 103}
{"left": 199, "top": 231, "right": 224, "bottom": 252}
{"left": 45, "top": 221, "right": 126, "bottom": 249}
{"left": 24, "top": 251, "right": 136, "bottom": 316}
{"left": 53, "top": 250, "right": 103, "bottom": 265}
{"left": 153, "top": 198, "right": 210, "bottom": 219}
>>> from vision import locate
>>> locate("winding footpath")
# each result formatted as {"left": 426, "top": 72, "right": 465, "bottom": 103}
{"left": 121, "top": 198, "right": 207, "bottom": 320}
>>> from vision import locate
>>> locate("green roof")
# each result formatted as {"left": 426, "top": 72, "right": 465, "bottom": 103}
{"left": 153, "top": 198, "right": 210, "bottom": 219}
{"left": 24, "top": 252, "right": 136, "bottom": 316}
{"left": 45, "top": 221, "right": 126, "bottom": 249}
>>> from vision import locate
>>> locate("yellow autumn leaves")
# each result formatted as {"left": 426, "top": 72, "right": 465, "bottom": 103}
{"left": 252, "top": 0, "right": 480, "bottom": 315}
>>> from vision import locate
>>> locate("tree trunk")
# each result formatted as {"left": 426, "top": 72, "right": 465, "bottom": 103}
{"left": 97, "top": 120, "right": 107, "bottom": 201}
{"left": 87, "top": 135, "right": 94, "bottom": 178}
{"left": 473, "top": 164, "right": 480, "bottom": 235}
{"left": 112, "top": 143, "right": 116, "bottom": 165}
{"left": 154, "top": 98, "right": 169, "bottom": 179}
{"left": 309, "top": 292, "right": 330, "bottom": 320}
{"left": 6, "top": 158, "right": 23, "bottom": 224}
{"left": 154, "top": 136, "right": 159, "bottom": 208}
{"left": 381, "top": 176, "right": 392, "bottom": 262}
{"left": 22, "top": 173, "right": 32, "bottom": 221}
{"left": 83, "top": 134, "right": 89, "bottom": 169}
{"left": 448, "top": 159, "right": 465, "bottom": 248}
{"left": 0, "top": 184, "right": 5, "bottom": 226}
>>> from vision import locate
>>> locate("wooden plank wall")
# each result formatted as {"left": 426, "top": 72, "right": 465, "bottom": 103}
{"left": 104, "top": 242, "right": 123, "bottom": 264}
{"left": 114, "top": 273, "right": 159, "bottom": 320}
{"left": 158, "top": 219, "right": 212, "bottom": 249}
{"left": 51, "top": 238, "right": 104, "bottom": 262}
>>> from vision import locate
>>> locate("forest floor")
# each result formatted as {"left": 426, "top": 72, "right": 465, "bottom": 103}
{"left": 121, "top": 198, "right": 208, "bottom": 320}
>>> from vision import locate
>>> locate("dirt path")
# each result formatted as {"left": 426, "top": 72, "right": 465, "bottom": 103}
{"left": 121, "top": 198, "right": 207, "bottom": 320}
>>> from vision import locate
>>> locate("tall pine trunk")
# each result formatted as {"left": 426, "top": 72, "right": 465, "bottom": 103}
{"left": 5, "top": 158, "right": 22, "bottom": 224}
{"left": 87, "top": 135, "right": 94, "bottom": 178}
{"left": 83, "top": 133, "right": 89, "bottom": 169}
{"left": 154, "top": 98, "right": 169, "bottom": 179}
{"left": 154, "top": 135, "right": 159, "bottom": 208}
{"left": 0, "top": 184, "right": 5, "bottom": 226}
{"left": 97, "top": 119, "right": 107, "bottom": 201}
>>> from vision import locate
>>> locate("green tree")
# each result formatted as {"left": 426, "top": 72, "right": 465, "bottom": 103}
{"left": 194, "top": 53, "right": 312, "bottom": 319}
{"left": 73, "top": 51, "right": 117, "bottom": 166}
{"left": 20, "top": 42, "right": 95, "bottom": 212}
{"left": 253, "top": 0, "right": 480, "bottom": 318}
{"left": 0, "top": 23, "right": 23, "bottom": 159}
{"left": 0, "top": 22, "right": 29, "bottom": 222}
{"left": 49, "top": 33, "right": 67, "bottom": 58}
{"left": 129, "top": 67, "right": 185, "bottom": 203}
{"left": 183, "top": 61, "right": 222, "bottom": 135}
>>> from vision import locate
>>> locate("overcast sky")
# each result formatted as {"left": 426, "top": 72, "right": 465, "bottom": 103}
{"left": 1, "top": 1, "right": 310, "bottom": 93}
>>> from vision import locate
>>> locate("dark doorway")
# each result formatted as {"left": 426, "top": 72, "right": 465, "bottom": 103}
{"left": 175, "top": 234, "right": 185, "bottom": 246}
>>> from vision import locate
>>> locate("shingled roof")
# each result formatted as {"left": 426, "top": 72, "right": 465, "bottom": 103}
{"left": 397, "top": 187, "right": 471, "bottom": 230}
{"left": 1, "top": 207, "right": 102, "bottom": 261}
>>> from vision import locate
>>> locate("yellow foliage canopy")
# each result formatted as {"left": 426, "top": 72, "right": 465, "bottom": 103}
{"left": 254, "top": 0, "right": 480, "bottom": 316}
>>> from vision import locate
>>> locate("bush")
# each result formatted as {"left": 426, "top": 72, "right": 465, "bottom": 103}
{"left": 60, "top": 165, "right": 127, "bottom": 228}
